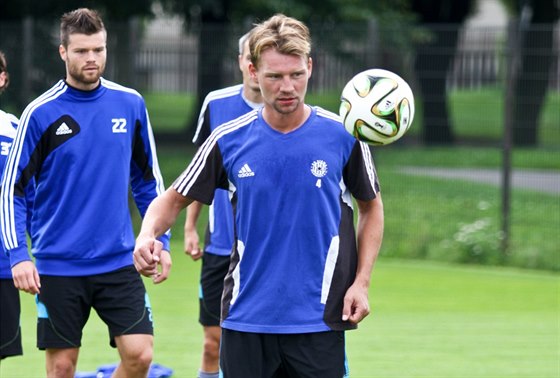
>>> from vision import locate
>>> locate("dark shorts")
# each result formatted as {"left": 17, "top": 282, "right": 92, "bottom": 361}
{"left": 0, "top": 279, "right": 23, "bottom": 359}
{"left": 220, "top": 329, "right": 349, "bottom": 378}
{"left": 199, "top": 253, "right": 230, "bottom": 327}
{"left": 36, "top": 265, "right": 153, "bottom": 350}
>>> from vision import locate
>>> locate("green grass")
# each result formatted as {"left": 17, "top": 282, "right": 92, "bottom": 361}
{"left": 1, "top": 141, "right": 557, "bottom": 376}
{"left": 351, "top": 259, "right": 559, "bottom": 378}
{"left": 144, "top": 92, "right": 196, "bottom": 133}
{"left": 449, "top": 88, "right": 560, "bottom": 146}
{"left": 307, "top": 88, "right": 560, "bottom": 145}
{"left": 373, "top": 145, "right": 559, "bottom": 170}
{"left": 158, "top": 146, "right": 559, "bottom": 271}
{"left": 373, "top": 146, "right": 559, "bottom": 270}
{"left": 1, "top": 258, "right": 557, "bottom": 377}
{"left": 143, "top": 88, "right": 559, "bottom": 146}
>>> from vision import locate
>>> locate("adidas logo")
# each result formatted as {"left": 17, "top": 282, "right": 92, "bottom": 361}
{"left": 238, "top": 163, "right": 255, "bottom": 178}
{"left": 55, "top": 122, "right": 72, "bottom": 136}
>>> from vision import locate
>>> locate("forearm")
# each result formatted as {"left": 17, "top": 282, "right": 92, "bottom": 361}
{"left": 184, "top": 201, "right": 203, "bottom": 232}
{"left": 355, "top": 194, "right": 384, "bottom": 288}
{"left": 139, "top": 188, "right": 192, "bottom": 239}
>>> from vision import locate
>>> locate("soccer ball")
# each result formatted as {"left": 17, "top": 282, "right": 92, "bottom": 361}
{"left": 339, "top": 68, "right": 415, "bottom": 146}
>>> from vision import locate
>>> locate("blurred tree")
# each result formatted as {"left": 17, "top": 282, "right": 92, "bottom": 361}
{"left": 410, "top": 0, "right": 474, "bottom": 145}
{"left": 0, "top": 0, "right": 156, "bottom": 109}
{"left": 159, "top": 0, "right": 413, "bottom": 132}
{"left": 0, "top": 0, "right": 154, "bottom": 21}
{"left": 501, "top": 0, "right": 559, "bottom": 146}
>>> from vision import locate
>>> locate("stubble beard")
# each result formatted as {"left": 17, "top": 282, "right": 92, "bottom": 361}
{"left": 273, "top": 96, "right": 300, "bottom": 115}
{"left": 68, "top": 64, "right": 105, "bottom": 86}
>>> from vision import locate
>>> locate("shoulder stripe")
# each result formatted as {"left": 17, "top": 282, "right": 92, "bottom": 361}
{"left": 359, "top": 142, "right": 378, "bottom": 194}
{"left": 101, "top": 77, "right": 142, "bottom": 98}
{"left": 315, "top": 106, "right": 342, "bottom": 123}
{"left": 192, "top": 84, "right": 243, "bottom": 143}
{"left": 175, "top": 110, "right": 257, "bottom": 195}
{"left": 1, "top": 80, "right": 67, "bottom": 250}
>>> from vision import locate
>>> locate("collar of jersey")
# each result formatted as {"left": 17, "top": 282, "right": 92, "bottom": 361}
{"left": 63, "top": 80, "right": 107, "bottom": 101}
{"left": 258, "top": 105, "right": 316, "bottom": 138}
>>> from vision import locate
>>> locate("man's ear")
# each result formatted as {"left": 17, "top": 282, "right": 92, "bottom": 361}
{"left": 59, "top": 45, "right": 67, "bottom": 62}
{"left": 249, "top": 62, "right": 258, "bottom": 83}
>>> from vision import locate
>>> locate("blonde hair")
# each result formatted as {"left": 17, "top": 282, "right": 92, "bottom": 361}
{"left": 249, "top": 14, "right": 311, "bottom": 68}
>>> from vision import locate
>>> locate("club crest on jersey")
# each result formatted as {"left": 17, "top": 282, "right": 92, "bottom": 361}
{"left": 311, "top": 160, "right": 327, "bottom": 188}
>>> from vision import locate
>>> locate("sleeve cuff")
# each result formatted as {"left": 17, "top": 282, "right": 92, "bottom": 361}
{"left": 157, "top": 232, "right": 171, "bottom": 252}
{"left": 9, "top": 245, "right": 32, "bottom": 268}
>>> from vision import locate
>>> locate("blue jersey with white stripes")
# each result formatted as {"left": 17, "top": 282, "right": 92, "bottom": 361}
{"left": 192, "top": 84, "right": 262, "bottom": 256}
{"left": 0, "top": 110, "right": 19, "bottom": 279}
{"left": 173, "top": 106, "right": 380, "bottom": 333}
{"left": 0, "top": 79, "right": 169, "bottom": 276}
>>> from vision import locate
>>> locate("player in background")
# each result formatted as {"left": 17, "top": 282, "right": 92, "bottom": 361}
{"left": 134, "top": 14, "right": 384, "bottom": 377}
{"left": 184, "top": 31, "right": 263, "bottom": 378}
{"left": 0, "top": 9, "right": 170, "bottom": 378}
{"left": 0, "top": 50, "right": 34, "bottom": 362}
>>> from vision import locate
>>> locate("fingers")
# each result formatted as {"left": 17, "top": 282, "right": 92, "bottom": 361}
{"left": 152, "top": 240, "right": 163, "bottom": 262}
{"left": 342, "top": 292, "right": 370, "bottom": 324}
{"left": 184, "top": 231, "right": 202, "bottom": 260}
{"left": 133, "top": 238, "right": 162, "bottom": 277}
{"left": 189, "top": 248, "right": 203, "bottom": 260}
{"left": 347, "top": 302, "right": 370, "bottom": 324}
{"left": 342, "top": 296, "right": 352, "bottom": 322}
{"left": 152, "top": 251, "right": 172, "bottom": 284}
{"left": 33, "top": 268, "right": 41, "bottom": 294}
{"left": 12, "top": 261, "right": 40, "bottom": 295}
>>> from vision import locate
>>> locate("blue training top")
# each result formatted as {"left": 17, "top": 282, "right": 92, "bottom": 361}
{"left": 192, "top": 84, "right": 262, "bottom": 256}
{"left": 0, "top": 78, "right": 169, "bottom": 276}
{"left": 173, "top": 107, "right": 380, "bottom": 333}
{"left": 0, "top": 110, "right": 19, "bottom": 279}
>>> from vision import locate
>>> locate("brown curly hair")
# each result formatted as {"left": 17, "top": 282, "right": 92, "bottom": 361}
{"left": 0, "top": 50, "right": 9, "bottom": 94}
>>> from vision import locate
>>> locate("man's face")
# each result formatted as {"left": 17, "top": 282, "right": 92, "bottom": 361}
{"left": 250, "top": 48, "right": 312, "bottom": 115}
{"left": 0, "top": 70, "right": 7, "bottom": 92}
{"left": 59, "top": 31, "right": 107, "bottom": 90}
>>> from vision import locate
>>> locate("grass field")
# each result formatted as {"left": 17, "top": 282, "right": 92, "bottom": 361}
{"left": 0, "top": 117, "right": 557, "bottom": 376}
{"left": 146, "top": 88, "right": 560, "bottom": 147}
{"left": 156, "top": 145, "right": 559, "bottom": 271}
{"left": 1, "top": 256, "right": 557, "bottom": 377}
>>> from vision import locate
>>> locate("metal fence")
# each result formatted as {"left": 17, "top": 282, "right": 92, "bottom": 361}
{"left": 0, "top": 18, "right": 558, "bottom": 271}
{"left": 1, "top": 19, "right": 558, "bottom": 106}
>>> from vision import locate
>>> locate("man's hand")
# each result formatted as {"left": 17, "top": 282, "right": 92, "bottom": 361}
{"left": 341, "top": 282, "right": 370, "bottom": 324}
{"left": 133, "top": 236, "right": 172, "bottom": 284}
{"left": 12, "top": 260, "right": 41, "bottom": 294}
{"left": 184, "top": 227, "right": 203, "bottom": 260}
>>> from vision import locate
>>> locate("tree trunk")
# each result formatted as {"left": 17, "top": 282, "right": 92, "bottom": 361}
{"left": 414, "top": 25, "right": 460, "bottom": 145}
{"left": 511, "top": 0, "right": 558, "bottom": 146}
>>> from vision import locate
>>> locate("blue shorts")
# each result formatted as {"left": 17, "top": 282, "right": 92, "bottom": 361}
{"left": 36, "top": 265, "right": 153, "bottom": 349}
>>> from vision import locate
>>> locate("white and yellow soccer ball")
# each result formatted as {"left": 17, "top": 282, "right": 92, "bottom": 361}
{"left": 339, "top": 68, "right": 415, "bottom": 146}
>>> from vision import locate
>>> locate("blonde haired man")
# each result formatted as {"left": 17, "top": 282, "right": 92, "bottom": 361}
{"left": 135, "top": 14, "right": 383, "bottom": 377}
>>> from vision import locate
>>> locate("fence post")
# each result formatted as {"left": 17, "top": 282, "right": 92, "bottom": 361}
{"left": 502, "top": 4, "right": 532, "bottom": 255}
{"left": 21, "top": 16, "right": 33, "bottom": 107}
